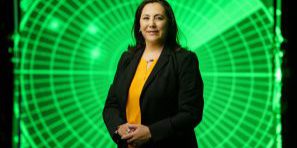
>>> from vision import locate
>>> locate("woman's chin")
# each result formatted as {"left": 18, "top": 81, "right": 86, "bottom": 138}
{"left": 145, "top": 38, "right": 162, "bottom": 44}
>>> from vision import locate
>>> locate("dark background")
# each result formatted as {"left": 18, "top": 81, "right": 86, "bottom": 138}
{"left": 1, "top": 0, "right": 15, "bottom": 147}
{"left": 1, "top": 0, "right": 296, "bottom": 147}
{"left": 280, "top": 0, "right": 297, "bottom": 147}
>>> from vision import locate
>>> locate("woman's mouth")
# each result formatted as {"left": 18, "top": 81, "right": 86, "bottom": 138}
{"left": 147, "top": 31, "right": 159, "bottom": 35}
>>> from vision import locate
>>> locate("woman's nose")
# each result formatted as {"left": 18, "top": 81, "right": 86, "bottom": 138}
{"left": 148, "top": 20, "right": 156, "bottom": 27}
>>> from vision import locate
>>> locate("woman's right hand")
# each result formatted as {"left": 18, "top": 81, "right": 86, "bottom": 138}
{"left": 117, "top": 123, "right": 134, "bottom": 137}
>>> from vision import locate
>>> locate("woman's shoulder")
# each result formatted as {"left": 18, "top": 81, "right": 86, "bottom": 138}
{"left": 120, "top": 46, "right": 137, "bottom": 59}
{"left": 118, "top": 51, "right": 134, "bottom": 66}
{"left": 116, "top": 50, "right": 134, "bottom": 70}
{"left": 174, "top": 47, "right": 197, "bottom": 59}
{"left": 121, "top": 50, "right": 134, "bottom": 58}
{"left": 171, "top": 47, "right": 199, "bottom": 73}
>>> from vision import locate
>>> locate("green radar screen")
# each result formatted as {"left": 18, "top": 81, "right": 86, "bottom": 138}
{"left": 13, "top": 0, "right": 283, "bottom": 147}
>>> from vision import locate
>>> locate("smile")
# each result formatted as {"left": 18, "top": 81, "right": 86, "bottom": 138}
{"left": 147, "top": 31, "right": 159, "bottom": 35}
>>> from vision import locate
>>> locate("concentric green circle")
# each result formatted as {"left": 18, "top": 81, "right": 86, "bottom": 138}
{"left": 14, "top": 0, "right": 282, "bottom": 147}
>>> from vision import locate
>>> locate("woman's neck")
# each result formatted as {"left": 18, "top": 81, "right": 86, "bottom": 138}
{"left": 142, "top": 43, "right": 164, "bottom": 63}
{"left": 145, "top": 42, "right": 164, "bottom": 52}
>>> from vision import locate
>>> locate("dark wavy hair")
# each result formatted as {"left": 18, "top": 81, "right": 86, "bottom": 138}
{"left": 128, "top": 0, "right": 180, "bottom": 52}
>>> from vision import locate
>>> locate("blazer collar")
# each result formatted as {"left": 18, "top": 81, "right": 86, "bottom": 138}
{"left": 142, "top": 46, "right": 171, "bottom": 94}
{"left": 120, "top": 48, "right": 143, "bottom": 111}
{"left": 121, "top": 46, "right": 172, "bottom": 110}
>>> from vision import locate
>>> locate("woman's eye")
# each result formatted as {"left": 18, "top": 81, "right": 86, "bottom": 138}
{"left": 143, "top": 17, "right": 149, "bottom": 20}
{"left": 155, "top": 16, "right": 164, "bottom": 20}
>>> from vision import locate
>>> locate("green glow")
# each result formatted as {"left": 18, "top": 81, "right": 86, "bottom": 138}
{"left": 49, "top": 19, "right": 61, "bottom": 31}
{"left": 91, "top": 48, "right": 100, "bottom": 59}
{"left": 88, "top": 25, "right": 98, "bottom": 34}
{"left": 14, "top": 0, "right": 283, "bottom": 147}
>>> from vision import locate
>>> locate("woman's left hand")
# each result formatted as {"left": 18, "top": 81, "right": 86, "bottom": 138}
{"left": 121, "top": 124, "right": 151, "bottom": 147}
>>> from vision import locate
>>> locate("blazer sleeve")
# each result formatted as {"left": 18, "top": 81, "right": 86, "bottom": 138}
{"left": 102, "top": 51, "right": 130, "bottom": 144}
{"left": 148, "top": 51, "right": 204, "bottom": 142}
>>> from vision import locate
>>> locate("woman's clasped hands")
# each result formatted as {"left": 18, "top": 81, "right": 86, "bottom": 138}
{"left": 117, "top": 123, "right": 151, "bottom": 147}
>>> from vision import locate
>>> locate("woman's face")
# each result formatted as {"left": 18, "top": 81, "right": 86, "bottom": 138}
{"left": 140, "top": 3, "right": 168, "bottom": 45}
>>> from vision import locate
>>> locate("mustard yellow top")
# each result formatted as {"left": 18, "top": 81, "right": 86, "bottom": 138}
{"left": 126, "top": 57, "right": 158, "bottom": 124}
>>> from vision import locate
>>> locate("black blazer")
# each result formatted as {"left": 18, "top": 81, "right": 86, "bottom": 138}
{"left": 103, "top": 46, "right": 204, "bottom": 148}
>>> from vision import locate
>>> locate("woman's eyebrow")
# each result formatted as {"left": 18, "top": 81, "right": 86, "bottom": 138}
{"left": 141, "top": 13, "right": 165, "bottom": 17}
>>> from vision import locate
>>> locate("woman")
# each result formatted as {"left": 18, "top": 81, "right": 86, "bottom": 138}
{"left": 102, "top": 0, "right": 204, "bottom": 147}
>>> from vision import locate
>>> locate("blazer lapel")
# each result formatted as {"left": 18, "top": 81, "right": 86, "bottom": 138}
{"left": 120, "top": 49, "right": 144, "bottom": 110}
{"left": 140, "top": 46, "right": 171, "bottom": 105}
{"left": 119, "top": 46, "right": 172, "bottom": 115}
